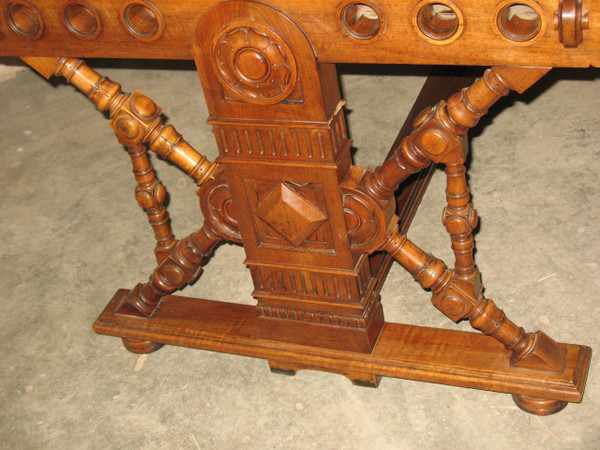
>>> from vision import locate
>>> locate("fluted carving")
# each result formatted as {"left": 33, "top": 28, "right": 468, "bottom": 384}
{"left": 18, "top": 6, "right": 591, "bottom": 415}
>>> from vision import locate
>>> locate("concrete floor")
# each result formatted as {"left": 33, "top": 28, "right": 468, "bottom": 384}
{"left": 0, "top": 58, "right": 598, "bottom": 449}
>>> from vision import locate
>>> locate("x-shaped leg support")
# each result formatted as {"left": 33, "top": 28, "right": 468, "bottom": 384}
{"left": 24, "top": 57, "right": 590, "bottom": 415}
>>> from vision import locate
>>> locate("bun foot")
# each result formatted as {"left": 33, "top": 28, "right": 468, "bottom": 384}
{"left": 348, "top": 374, "right": 381, "bottom": 388}
{"left": 268, "top": 360, "right": 297, "bottom": 376}
{"left": 512, "top": 394, "right": 568, "bottom": 415}
{"left": 122, "top": 338, "right": 164, "bottom": 354}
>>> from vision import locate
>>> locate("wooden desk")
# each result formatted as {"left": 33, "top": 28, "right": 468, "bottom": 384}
{"left": 1, "top": 0, "right": 594, "bottom": 415}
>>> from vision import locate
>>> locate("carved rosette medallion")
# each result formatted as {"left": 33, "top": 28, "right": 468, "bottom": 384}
{"left": 212, "top": 23, "right": 298, "bottom": 104}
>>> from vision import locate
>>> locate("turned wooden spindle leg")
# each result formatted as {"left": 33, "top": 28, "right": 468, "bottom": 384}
{"left": 382, "top": 230, "right": 570, "bottom": 414}
{"left": 346, "top": 65, "right": 571, "bottom": 413}
{"left": 361, "top": 66, "right": 551, "bottom": 203}
{"left": 23, "top": 56, "right": 221, "bottom": 186}
{"left": 442, "top": 163, "right": 476, "bottom": 278}
{"left": 347, "top": 67, "right": 566, "bottom": 371}
{"left": 121, "top": 223, "right": 224, "bottom": 317}
{"left": 126, "top": 142, "right": 176, "bottom": 263}
{"left": 23, "top": 56, "right": 239, "bottom": 326}
{"left": 382, "top": 231, "right": 566, "bottom": 373}
{"left": 439, "top": 162, "right": 567, "bottom": 372}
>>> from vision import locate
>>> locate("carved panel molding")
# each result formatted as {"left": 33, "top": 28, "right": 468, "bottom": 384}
{"left": 258, "top": 290, "right": 381, "bottom": 328}
{"left": 211, "top": 114, "right": 348, "bottom": 162}
{"left": 249, "top": 256, "right": 372, "bottom": 304}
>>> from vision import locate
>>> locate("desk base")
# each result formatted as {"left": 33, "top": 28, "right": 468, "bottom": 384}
{"left": 94, "top": 289, "right": 590, "bottom": 415}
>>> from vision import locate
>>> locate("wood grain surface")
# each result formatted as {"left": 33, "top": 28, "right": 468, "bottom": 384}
{"left": 1, "top": 0, "right": 598, "bottom": 67}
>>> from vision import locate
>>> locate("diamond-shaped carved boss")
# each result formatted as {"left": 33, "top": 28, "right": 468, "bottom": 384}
{"left": 254, "top": 182, "right": 328, "bottom": 247}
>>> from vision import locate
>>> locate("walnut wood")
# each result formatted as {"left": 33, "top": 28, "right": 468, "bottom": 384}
{"left": 512, "top": 394, "right": 568, "bottom": 416}
{"left": 126, "top": 142, "right": 175, "bottom": 262}
{"left": 121, "top": 337, "right": 164, "bottom": 354}
{"left": 122, "top": 222, "right": 224, "bottom": 317}
{"left": 3, "top": 0, "right": 599, "bottom": 67}
{"left": 95, "top": 290, "right": 591, "bottom": 403}
{"left": 555, "top": 0, "right": 590, "bottom": 48}
{"left": 389, "top": 67, "right": 478, "bottom": 234}
{"left": 443, "top": 163, "right": 476, "bottom": 278}
{"left": 361, "top": 67, "right": 550, "bottom": 203}
{"left": 356, "top": 67, "right": 569, "bottom": 374}
{"left": 192, "top": 0, "right": 388, "bottom": 352}
{"left": 23, "top": 56, "right": 221, "bottom": 186}
{"left": 360, "top": 68, "right": 480, "bottom": 316}
{"left": 268, "top": 358, "right": 381, "bottom": 389}
{"left": 6, "top": 0, "right": 594, "bottom": 416}
{"left": 382, "top": 231, "right": 567, "bottom": 372}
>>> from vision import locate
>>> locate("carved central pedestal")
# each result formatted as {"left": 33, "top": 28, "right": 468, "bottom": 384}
{"left": 192, "top": 1, "right": 390, "bottom": 352}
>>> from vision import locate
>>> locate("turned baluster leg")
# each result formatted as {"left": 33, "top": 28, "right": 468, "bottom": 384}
{"left": 125, "top": 142, "right": 176, "bottom": 263}
{"left": 343, "top": 66, "right": 570, "bottom": 412}
{"left": 442, "top": 159, "right": 570, "bottom": 414}
{"left": 22, "top": 56, "right": 239, "bottom": 347}
{"left": 23, "top": 56, "right": 221, "bottom": 186}
{"left": 382, "top": 229, "right": 569, "bottom": 414}
{"left": 23, "top": 56, "right": 223, "bottom": 265}
{"left": 120, "top": 223, "right": 224, "bottom": 317}
{"left": 382, "top": 231, "right": 566, "bottom": 372}
{"left": 443, "top": 163, "right": 477, "bottom": 279}
{"left": 440, "top": 162, "right": 568, "bottom": 368}
{"left": 361, "top": 67, "right": 551, "bottom": 203}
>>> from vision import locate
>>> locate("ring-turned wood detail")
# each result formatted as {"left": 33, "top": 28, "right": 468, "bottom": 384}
{"left": 554, "top": 0, "right": 590, "bottom": 48}
{"left": 42, "top": 58, "right": 220, "bottom": 186}
{"left": 5, "top": 0, "right": 44, "bottom": 39}
{"left": 364, "top": 67, "right": 570, "bottom": 374}
{"left": 62, "top": 0, "right": 102, "bottom": 39}
{"left": 213, "top": 24, "right": 298, "bottom": 104}
{"left": 128, "top": 142, "right": 176, "bottom": 262}
{"left": 18, "top": 1, "right": 593, "bottom": 415}
{"left": 120, "top": 0, "right": 164, "bottom": 41}
{"left": 124, "top": 223, "right": 224, "bottom": 317}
